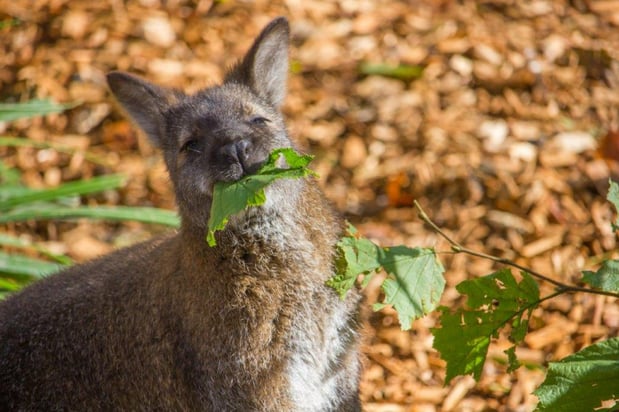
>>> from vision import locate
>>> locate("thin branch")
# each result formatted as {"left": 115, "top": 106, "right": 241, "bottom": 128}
{"left": 414, "top": 200, "right": 619, "bottom": 300}
{"left": 538, "top": 290, "right": 565, "bottom": 305}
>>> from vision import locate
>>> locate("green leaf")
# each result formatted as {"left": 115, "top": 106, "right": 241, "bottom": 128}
{"left": 206, "top": 148, "right": 317, "bottom": 246}
{"left": 327, "top": 232, "right": 382, "bottom": 298}
{"left": 328, "top": 227, "right": 445, "bottom": 330}
{"left": 535, "top": 338, "right": 619, "bottom": 411}
{"left": 359, "top": 62, "right": 424, "bottom": 80}
{"left": 374, "top": 246, "right": 445, "bottom": 330}
{"left": 432, "top": 269, "right": 540, "bottom": 383}
{"left": 505, "top": 346, "right": 519, "bottom": 373}
{"left": 0, "top": 204, "right": 180, "bottom": 227}
{"left": 607, "top": 179, "right": 619, "bottom": 231}
{"left": 582, "top": 259, "right": 619, "bottom": 292}
{"left": 0, "top": 99, "right": 75, "bottom": 122}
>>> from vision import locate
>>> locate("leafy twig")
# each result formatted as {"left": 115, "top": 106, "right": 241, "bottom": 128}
{"left": 413, "top": 200, "right": 619, "bottom": 299}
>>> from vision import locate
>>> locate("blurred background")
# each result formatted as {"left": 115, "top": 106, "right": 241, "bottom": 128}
{"left": 1, "top": 0, "right": 619, "bottom": 410}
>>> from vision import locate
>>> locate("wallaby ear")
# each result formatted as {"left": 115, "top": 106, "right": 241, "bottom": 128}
{"left": 106, "top": 71, "right": 179, "bottom": 148}
{"left": 225, "top": 17, "right": 290, "bottom": 108}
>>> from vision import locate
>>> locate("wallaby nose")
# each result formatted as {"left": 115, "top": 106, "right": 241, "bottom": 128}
{"left": 219, "top": 139, "right": 252, "bottom": 172}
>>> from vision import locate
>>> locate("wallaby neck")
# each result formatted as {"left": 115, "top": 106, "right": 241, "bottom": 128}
{"left": 178, "top": 205, "right": 300, "bottom": 255}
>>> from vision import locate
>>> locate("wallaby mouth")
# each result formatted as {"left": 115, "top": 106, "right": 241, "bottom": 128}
{"left": 239, "top": 154, "right": 263, "bottom": 177}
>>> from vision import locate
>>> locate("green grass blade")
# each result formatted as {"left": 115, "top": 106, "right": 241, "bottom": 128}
{"left": 0, "top": 159, "right": 21, "bottom": 186}
{"left": 0, "top": 288, "right": 19, "bottom": 300}
{"left": 0, "top": 251, "right": 63, "bottom": 278}
{"left": 0, "top": 278, "right": 25, "bottom": 293}
{"left": 0, "top": 271, "right": 37, "bottom": 293}
{"left": 0, "top": 233, "right": 73, "bottom": 265}
{"left": 0, "top": 137, "right": 108, "bottom": 165}
{"left": 0, "top": 185, "right": 34, "bottom": 201}
{"left": 0, "top": 99, "right": 75, "bottom": 122}
{"left": 0, "top": 19, "right": 21, "bottom": 30}
{"left": 0, "top": 205, "right": 180, "bottom": 227}
{"left": 0, "top": 174, "right": 126, "bottom": 211}
{"left": 359, "top": 62, "right": 424, "bottom": 80}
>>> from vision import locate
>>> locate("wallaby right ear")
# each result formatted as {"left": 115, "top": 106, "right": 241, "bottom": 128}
{"left": 225, "top": 17, "right": 290, "bottom": 108}
{"left": 107, "top": 71, "right": 179, "bottom": 148}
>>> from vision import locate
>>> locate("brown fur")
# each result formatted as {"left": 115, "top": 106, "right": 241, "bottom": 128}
{"left": 0, "top": 18, "right": 362, "bottom": 411}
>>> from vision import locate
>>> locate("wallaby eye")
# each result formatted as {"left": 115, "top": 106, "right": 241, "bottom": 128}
{"left": 250, "top": 116, "right": 269, "bottom": 126}
{"left": 180, "top": 139, "right": 201, "bottom": 154}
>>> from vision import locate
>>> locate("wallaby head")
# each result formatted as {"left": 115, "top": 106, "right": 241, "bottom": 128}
{"left": 107, "top": 17, "right": 295, "bottom": 231}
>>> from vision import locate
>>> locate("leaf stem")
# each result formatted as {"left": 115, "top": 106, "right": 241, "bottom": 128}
{"left": 414, "top": 200, "right": 619, "bottom": 299}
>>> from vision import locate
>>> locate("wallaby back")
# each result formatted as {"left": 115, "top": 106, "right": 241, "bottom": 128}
{"left": 0, "top": 17, "right": 362, "bottom": 411}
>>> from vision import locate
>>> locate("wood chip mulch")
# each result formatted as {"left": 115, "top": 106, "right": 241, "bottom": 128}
{"left": 2, "top": 1, "right": 619, "bottom": 410}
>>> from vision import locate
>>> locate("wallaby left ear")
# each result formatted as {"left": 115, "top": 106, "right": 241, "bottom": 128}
{"left": 107, "top": 71, "right": 181, "bottom": 148}
{"left": 225, "top": 17, "right": 290, "bottom": 108}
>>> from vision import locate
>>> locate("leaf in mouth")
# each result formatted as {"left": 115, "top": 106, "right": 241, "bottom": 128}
{"left": 206, "top": 147, "right": 317, "bottom": 246}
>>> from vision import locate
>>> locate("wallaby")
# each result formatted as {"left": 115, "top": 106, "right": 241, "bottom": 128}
{"left": 0, "top": 17, "right": 362, "bottom": 411}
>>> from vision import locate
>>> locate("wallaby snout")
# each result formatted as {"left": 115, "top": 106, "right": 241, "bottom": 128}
{"left": 217, "top": 138, "right": 255, "bottom": 178}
